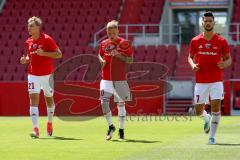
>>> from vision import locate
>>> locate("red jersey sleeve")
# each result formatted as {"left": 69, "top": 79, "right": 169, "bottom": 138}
{"left": 221, "top": 38, "right": 230, "bottom": 56}
{"left": 46, "top": 36, "right": 58, "bottom": 51}
{"left": 98, "top": 42, "right": 104, "bottom": 57}
{"left": 119, "top": 40, "right": 133, "bottom": 57}
{"left": 124, "top": 45, "right": 133, "bottom": 56}
{"left": 189, "top": 39, "right": 196, "bottom": 56}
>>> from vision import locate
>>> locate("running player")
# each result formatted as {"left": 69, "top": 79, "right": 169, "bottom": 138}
{"left": 188, "top": 11, "right": 232, "bottom": 144}
{"left": 20, "top": 16, "right": 62, "bottom": 138}
{"left": 98, "top": 20, "right": 133, "bottom": 141}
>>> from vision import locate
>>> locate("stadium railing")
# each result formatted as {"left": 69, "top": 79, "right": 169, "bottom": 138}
{"left": 93, "top": 23, "right": 240, "bottom": 46}
{"left": 229, "top": 23, "right": 240, "bottom": 44}
{"left": 93, "top": 24, "right": 181, "bottom": 47}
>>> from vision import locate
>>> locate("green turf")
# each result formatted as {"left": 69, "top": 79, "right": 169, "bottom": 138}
{"left": 0, "top": 116, "right": 239, "bottom": 160}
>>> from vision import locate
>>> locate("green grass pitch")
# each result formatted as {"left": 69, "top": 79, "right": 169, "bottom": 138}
{"left": 0, "top": 116, "right": 240, "bottom": 160}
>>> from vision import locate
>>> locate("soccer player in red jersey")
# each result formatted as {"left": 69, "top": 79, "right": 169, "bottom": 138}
{"left": 20, "top": 17, "right": 62, "bottom": 138}
{"left": 188, "top": 11, "right": 232, "bottom": 144}
{"left": 98, "top": 20, "right": 133, "bottom": 141}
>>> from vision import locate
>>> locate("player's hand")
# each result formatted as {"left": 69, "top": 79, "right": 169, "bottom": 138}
{"left": 35, "top": 48, "right": 45, "bottom": 56}
{"left": 101, "top": 60, "right": 107, "bottom": 67}
{"left": 20, "top": 55, "right": 27, "bottom": 64}
{"left": 217, "top": 61, "right": 225, "bottom": 69}
{"left": 192, "top": 63, "right": 200, "bottom": 72}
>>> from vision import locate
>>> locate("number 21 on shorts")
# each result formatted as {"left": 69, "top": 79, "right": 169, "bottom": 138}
{"left": 28, "top": 82, "right": 35, "bottom": 89}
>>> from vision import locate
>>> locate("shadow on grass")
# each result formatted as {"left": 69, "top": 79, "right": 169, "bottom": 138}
{"left": 112, "top": 139, "right": 161, "bottom": 143}
{"left": 215, "top": 143, "right": 240, "bottom": 146}
{"left": 39, "top": 136, "right": 82, "bottom": 141}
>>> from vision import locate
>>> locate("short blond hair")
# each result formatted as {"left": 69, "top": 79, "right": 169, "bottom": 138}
{"left": 106, "top": 20, "right": 118, "bottom": 29}
{"left": 27, "top": 16, "right": 42, "bottom": 26}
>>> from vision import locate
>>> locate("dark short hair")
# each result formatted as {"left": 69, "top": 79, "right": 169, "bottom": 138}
{"left": 202, "top": 11, "right": 214, "bottom": 20}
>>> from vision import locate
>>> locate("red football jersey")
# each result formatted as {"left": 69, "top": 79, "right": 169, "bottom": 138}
{"left": 189, "top": 33, "right": 230, "bottom": 83}
{"left": 98, "top": 37, "right": 133, "bottom": 81}
{"left": 25, "top": 33, "right": 58, "bottom": 76}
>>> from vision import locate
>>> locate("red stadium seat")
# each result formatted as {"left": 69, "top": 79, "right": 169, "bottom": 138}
{"left": 156, "top": 45, "right": 167, "bottom": 54}
{"left": 86, "top": 16, "right": 96, "bottom": 24}
{"left": 69, "top": 9, "right": 80, "bottom": 16}
{"left": 82, "top": 2, "right": 92, "bottom": 8}
{"left": 146, "top": 46, "right": 156, "bottom": 55}
{"left": 89, "top": 9, "right": 98, "bottom": 16}
{"left": 76, "top": 17, "right": 86, "bottom": 24}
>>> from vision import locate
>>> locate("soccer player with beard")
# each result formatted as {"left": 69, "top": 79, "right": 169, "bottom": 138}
{"left": 188, "top": 11, "right": 232, "bottom": 144}
{"left": 98, "top": 20, "right": 133, "bottom": 141}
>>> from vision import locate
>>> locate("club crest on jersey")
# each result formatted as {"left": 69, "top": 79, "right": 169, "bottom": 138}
{"left": 205, "top": 43, "right": 211, "bottom": 49}
{"left": 32, "top": 44, "right": 38, "bottom": 49}
{"left": 105, "top": 44, "right": 116, "bottom": 52}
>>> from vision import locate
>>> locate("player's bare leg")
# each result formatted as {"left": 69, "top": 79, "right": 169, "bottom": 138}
{"left": 117, "top": 102, "right": 126, "bottom": 141}
{"left": 208, "top": 99, "right": 221, "bottom": 145}
{"left": 101, "top": 97, "right": 115, "bottom": 140}
{"left": 29, "top": 93, "right": 40, "bottom": 138}
{"left": 45, "top": 96, "right": 55, "bottom": 136}
{"left": 195, "top": 104, "right": 211, "bottom": 134}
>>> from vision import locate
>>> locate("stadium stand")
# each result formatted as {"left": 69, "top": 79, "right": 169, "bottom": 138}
{"left": 120, "top": 0, "right": 164, "bottom": 36}
{"left": 0, "top": 0, "right": 122, "bottom": 81}
{"left": 133, "top": 44, "right": 177, "bottom": 77}
{"left": 0, "top": 0, "right": 172, "bottom": 81}
{"left": 174, "top": 45, "right": 193, "bottom": 78}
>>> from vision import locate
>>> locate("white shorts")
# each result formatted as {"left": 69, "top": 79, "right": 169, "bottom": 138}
{"left": 194, "top": 82, "right": 224, "bottom": 104}
{"left": 100, "top": 80, "right": 131, "bottom": 102}
{"left": 28, "top": 74, "right": 54, "bottom": 97}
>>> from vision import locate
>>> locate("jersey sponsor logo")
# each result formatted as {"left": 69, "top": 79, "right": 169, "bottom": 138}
{"left": 198, "top": 51, "right": 217, "bottom": 55}
{"left": 104, "top": 51, "right": 114, "bottom": 56}
{"left": 104, "top": 44, "right": 116, "bottom": 52}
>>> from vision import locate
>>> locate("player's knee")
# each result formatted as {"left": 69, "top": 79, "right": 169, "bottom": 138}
{"left": 195, "top": 104, "right": 204, "bottom": 116}
{"left": 117, "top": 102, "right": 125, "bottom": 107}
{"left": 101, "top": 97, "right": 110, "bottom": 104}
{"left": 211, "top": 100, "right": 221, "bottom": 112}
{"left": 29, "top": 94, "right": 39, "bottom": 106}
{"left": 117, "top": 102, "right": 126, "bottom": 117}
{"left": 101, "top": 98, "right": 110, "bottom": 114}
{"left": 211, "top": 106, "right": 220, "bottom": 113}
{"left": 30, "top": 102, "right": 39, "bottom": 106}
{"left": 45, "top": 96, "right": 54, "bottom": 107}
